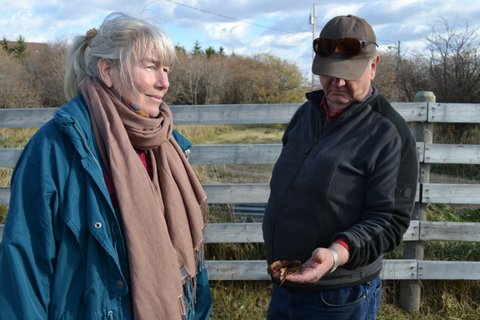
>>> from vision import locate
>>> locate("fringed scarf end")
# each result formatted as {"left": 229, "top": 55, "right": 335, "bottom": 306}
{"left": 179, "top": 294, "right": 187, "bottom": 320}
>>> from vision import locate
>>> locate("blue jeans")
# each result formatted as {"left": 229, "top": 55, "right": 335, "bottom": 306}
{"left": 184, "top": 267, "right": 212, "bottom": 320}
{"left": 267, "top": 276, "right": 382, "bottom": 320}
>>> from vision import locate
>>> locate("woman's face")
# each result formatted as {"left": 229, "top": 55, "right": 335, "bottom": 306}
{"left": 103, "top": 56, "right": 170, "bottom": 117}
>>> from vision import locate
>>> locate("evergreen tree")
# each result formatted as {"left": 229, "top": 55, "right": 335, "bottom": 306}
{"left": 1, "top": 37, "right": 9, "bottom": 51}
{"left": 192, "top": 40, "right": 203, "bottom": 55}
{"left": 13, "top": 36, "right": 27, "bottom": 58}
{"left": 205, "top": 46, "right": 216, "bottom": 58}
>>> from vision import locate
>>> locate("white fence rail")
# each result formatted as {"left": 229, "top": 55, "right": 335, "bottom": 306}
{"left": 1, "top": 96, "right": 480, "bottom": 312}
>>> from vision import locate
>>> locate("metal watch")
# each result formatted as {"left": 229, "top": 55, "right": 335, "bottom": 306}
{"left": 328, "top": 248, "right": 340, "bottom": 273}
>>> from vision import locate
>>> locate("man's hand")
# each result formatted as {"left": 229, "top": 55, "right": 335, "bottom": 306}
{"left": 284, "top": 243, "right": 349, "bottom": 284}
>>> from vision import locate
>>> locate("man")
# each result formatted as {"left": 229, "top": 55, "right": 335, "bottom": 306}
{"left": 262, "top": 14, "right": 418, "bottom": 319}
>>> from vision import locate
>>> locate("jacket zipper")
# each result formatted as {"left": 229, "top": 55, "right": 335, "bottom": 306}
{"left": 270, "top": 140, "right": 317, "bottom": 261}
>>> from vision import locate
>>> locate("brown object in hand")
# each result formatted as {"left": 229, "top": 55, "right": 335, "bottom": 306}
{"left": 267, "top": 260, "right": 302, "bottom": 284}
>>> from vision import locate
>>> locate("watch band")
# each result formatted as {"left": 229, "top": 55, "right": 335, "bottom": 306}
{"left": 328, "top": 248, "right": 340, "bottom": 273}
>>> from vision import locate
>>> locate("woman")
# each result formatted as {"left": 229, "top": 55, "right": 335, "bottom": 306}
{"left": 0, "top": 12, "right": 211, "bottom": 319}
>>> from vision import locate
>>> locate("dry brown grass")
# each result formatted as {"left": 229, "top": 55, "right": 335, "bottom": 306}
{"left": 176, "top": 124, "right": 285, "bottom": 145}
{"left": 1, "top": 124, "right": 480, "bottom": 319}
{"left": 208, "top": 280, "right": 480, "bottom": 320}
{"left": 0, "top": 51, "right": 42, "bottom": 108}
{"left": 0, "top": 128, "right": 37, "bottom": 148}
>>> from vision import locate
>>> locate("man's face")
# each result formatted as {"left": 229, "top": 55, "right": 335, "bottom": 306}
{"left": 320, "top": 55, "right": 380, "bottom": 110}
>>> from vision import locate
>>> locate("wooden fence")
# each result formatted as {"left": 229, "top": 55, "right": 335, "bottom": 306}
{"left": 1, "top": 91, "right": 480, "bottom": 313}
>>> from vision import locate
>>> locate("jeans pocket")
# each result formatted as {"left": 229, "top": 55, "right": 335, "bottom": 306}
{"left": 371, "top": 277, "right": 383, "bottom": 317}
{"left": 320, "top": 284, "right": 367, "bottom": 308}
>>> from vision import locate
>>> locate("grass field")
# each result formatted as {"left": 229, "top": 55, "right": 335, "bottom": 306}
{"left": 1, "top": 125, "right": 480, "bottom": 319}
{"left": 181, "top": 125, "right": 480, "bottom": 319}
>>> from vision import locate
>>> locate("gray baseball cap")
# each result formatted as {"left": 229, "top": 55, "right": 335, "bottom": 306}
{"left": 312, "top": 15, "right": 377, "bottom": 80}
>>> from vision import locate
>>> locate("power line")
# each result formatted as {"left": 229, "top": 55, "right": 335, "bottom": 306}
{"left": 162, "top": 0, "right": 294, "bottom": 34}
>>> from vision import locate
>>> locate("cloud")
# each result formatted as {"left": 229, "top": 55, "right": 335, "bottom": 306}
{"left": 2, "top": 0, "right": 480, "bottom": 78}
{"left": 204, "top": 21, "right": 251, "bottom": 46}
{"left": 0, "top": 0, "right": 38, "bottom": 11}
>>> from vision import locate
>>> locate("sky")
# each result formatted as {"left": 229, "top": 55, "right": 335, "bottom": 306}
{"left": 2, "top": 0, "right": 480, "bottom": 78}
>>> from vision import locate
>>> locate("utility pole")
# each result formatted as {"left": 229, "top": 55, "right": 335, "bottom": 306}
{"left": 388, "top": 41, "right": 401, "bottom": 73}
{"left": 388, "top": 41, "right": 401, "bottom": 99}
{"left": 395, "top": 40, "right": 401, "bottom": 74}
{"left": 309, "top": 3, "right": 318, "bottom": 88}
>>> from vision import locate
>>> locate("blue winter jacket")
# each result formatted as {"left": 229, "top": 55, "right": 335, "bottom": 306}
{"left": 0, "top": 96, "right": 211, "bottom": 319}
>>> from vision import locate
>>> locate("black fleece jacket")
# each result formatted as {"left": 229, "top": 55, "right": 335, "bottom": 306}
{"left": 262, "top": 88, "right": 418, "bottom": 289}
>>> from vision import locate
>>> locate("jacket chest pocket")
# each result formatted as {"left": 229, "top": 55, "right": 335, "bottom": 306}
{"left": 302, "top": 147, "right": 348, "bottom": 186}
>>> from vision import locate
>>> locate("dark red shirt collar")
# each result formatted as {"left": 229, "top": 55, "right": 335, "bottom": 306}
{"left": 320, "top": 96, "right": 343, "bottom": 121}
{"left": 320, "top": 87, "right": 374, "bottom": 121}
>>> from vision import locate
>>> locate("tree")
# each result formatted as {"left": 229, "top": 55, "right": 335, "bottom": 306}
{"left": 25, "top": 40, "right": 68, "bottom": 107}
{"left": 167, "top": 46, "right": 306, "bottom": 105}
{"left": 221, "top": 54, "right": 306, "bottom": 104}
{"left": 0, "top": 50, "right": 42, "bottom": 108}
{"left": 175, "top": 44, "right": 187, "bottom": 54}
{"left": 13, "top": 36, "right": 27, "bottom": 58}
{"left": 373, "top": 51, "right": 400, "bottom": 101}
{"left": 168, "top": 50, "right": 228, "bottom": 105}
{"left": 425, "top": 17, "right": 480, "bottom": 103}
{"left": 192, "top": 41, "right": 203, "bottom": 55}
{"left": 1, "top": 37, "right": 8, "bottom": 51}
{"left": 205, "top": 46, "right": 216, "bottom": 58}
{"left": 1, "top": 36, "right": 27, "bottom": 58}
{"left": 422, "top": 16, "right": 480, "bottom": 157}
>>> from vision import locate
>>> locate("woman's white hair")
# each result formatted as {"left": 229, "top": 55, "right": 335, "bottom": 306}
{"left": 64, "top": 12, "right": 176, "bottom": 100}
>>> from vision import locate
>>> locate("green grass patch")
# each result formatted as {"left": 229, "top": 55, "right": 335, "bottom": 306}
{"left": 428, "top": 203, "right": 480, "bottom": 222}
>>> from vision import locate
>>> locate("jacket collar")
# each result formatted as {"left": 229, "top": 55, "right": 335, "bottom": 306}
{"left": 306, "top": 86, "right": 378, "bottom": 119}
{"left": 54, "top": 95, "right": 113, "bottom": 207}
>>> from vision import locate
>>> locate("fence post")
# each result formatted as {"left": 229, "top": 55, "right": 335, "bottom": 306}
{"left": 398, "top": 91, "right": 435, "bottom": 313}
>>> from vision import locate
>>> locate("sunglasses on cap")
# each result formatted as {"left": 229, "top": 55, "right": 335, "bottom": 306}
{"left": 313, "top": 37, "right": 378, "bottom": 58}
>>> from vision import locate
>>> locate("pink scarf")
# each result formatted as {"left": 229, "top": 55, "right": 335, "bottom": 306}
{"left": 81, "top": 77, "right": 207, "bottom": 319}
